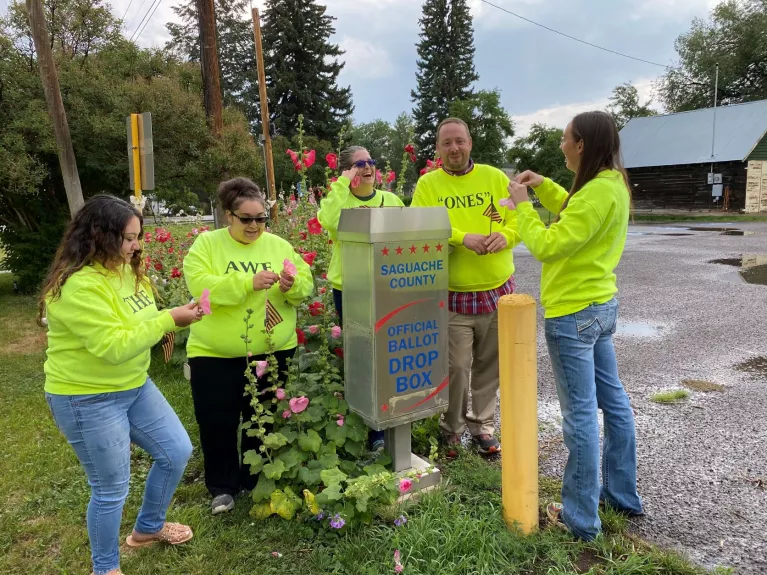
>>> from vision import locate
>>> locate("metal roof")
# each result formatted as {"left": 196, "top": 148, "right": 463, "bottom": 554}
{"left": 619, "top": 99, "right": 767, "bottom": 168}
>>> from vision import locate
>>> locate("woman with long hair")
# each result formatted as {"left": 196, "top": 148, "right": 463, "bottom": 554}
{"left": 317, "top": 146, "right": 404, "bottom": 451}
{"left": 183, "top": 177, "right": 313, "bottom": 515}
{"left": 504, "top": 111, "right": 643, "bottom": 541}
{"left": 40, "top": 194, "right": 201, "bottom": 575}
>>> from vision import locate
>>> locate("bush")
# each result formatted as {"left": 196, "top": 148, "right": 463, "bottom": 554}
{"left": 398, "top": 194, "right": 413, "bottom": 207}
{"left": 0, "top": 199, "right": 68, "bottom": 294}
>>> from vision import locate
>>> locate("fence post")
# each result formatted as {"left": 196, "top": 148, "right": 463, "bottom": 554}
{"left": 498, "top": 293, "right": 539, "bottom": 534}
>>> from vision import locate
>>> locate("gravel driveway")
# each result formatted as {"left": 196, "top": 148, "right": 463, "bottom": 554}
{"left": 509, "top": 221, "right": 767, "bottom": 574}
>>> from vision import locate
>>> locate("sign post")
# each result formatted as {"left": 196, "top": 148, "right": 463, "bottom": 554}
{"left": 127, "top": 112, "right": 154, "bottom": 211}
{"left": 338, "top": 206, "right": 451, "bottom": 490}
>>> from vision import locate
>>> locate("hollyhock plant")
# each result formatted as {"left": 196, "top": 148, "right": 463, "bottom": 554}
{"left": 283, "top": 258, "right": 297, "bottom": 276}
{"left": 282, "top": 409, "right": 292, "bottom": 419}
{"left": 303, "top": 149, "right": 316, "bottom": 169}
{"left": 308, "top": 301, "right": 324, "bottom": 316}
{"left": 331, "top": 325, "right": 342, "bottom": 339}
{"left": 296, "top": 328, "right": 307, "bottom": 345}
{"left": 399, "top": 478, "right": 413, "bottom": 494}
{"left": 199, "top": 289, "right": 212, "bottom": 315}
{"left": 325, "top": 153, "right": 338, "bottom": 169}
{"left": 255, "top": 361, "right": 268, "bottom": 378}
{"left": 307, "top": 217, "right": 323, "bottom": 235}
{"left": 289, "top": 396, "right": 309, "bottom": 413}
{"left": 386, "top": 171, "right": 396, "bottom": 184}
{"left": 275, "top": 388, "right": 286, "bottom": 400}
{"left": 302, "top": 251, "right": 318, "bottom": 266}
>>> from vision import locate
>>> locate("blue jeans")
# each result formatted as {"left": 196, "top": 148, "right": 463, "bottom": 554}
{"left": 544, "top": 299, "right": 643, "bottom": 541}
{"left": 46, "top": 379, "right": 193, "bottom": 574}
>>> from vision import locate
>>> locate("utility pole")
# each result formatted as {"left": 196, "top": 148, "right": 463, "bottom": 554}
{"left": 196, "top": 0, "right": 226, "bottom": 227}
{"left": 26, "top": 0, "right": 84, "bottom": 217}
{"left": 252, "top": 8, "right": 278, "bottom": 222}
{"left": 711, "top": 62, "right": 720, "bottom": 169}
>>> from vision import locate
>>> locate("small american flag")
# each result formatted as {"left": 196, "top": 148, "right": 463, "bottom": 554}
{"left": 265, "top": 299, "right": 284, "bottom": 331}
{"left": 160, "top": 332, "right": 175, "bottom": 364}
{"left": 483, "top": 201, "right": 503, "bottom": 223}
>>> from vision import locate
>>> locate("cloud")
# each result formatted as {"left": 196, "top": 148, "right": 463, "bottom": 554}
{"left": 337, "top": 37, "right": 395, "bottom": 79}
{"left": 628, "top": 0, "right": 719, "bottom": 20}
{"left": 512, "top": 76, "right": 658, "bottom": 137}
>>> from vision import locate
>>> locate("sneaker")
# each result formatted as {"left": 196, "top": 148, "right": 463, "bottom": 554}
{"left": 472, "top": 434, "right": 501, "bottom": 456}
{"left": 441, "top": 433, "right": 462, "bottom": 459}
{"left": 211, "top": 494, "right": 235, "bottom": 515}
{"left": 371, "top": 439, "right": 385, "bottom": 452}
{"left": 599, "top": 498, "right": 645, "bottom": 517}
{"left": 546, "top": 502, "right": 569, "bottom": 531}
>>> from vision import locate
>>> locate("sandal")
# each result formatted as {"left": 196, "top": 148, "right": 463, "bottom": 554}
{"left": 546, "top": 502, "right": 569, "bottom": 532}
{"left": 125, "top": 522, "right": 193, "bottom": 548}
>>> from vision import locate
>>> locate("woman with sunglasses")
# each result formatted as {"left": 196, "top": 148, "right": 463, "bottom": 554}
{"left": 183, "top": 177, "right": 313, "bottom": 515}
{"left": 317, "top": 146, "right": 404, "bottom": 451}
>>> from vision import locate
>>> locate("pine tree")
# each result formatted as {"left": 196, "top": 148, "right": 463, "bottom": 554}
{"left": 165, "top": 0, "right": 260, "bottom": 129}
{"left": 261, "top": 0, "right": 354, "bottom": 141}
{"left": 411, "top": 0, "right": 479, "bottom": 162}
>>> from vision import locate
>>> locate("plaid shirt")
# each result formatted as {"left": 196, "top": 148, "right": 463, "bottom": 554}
{"left": 448, "top": 276, "right": 516, "bottom": 315}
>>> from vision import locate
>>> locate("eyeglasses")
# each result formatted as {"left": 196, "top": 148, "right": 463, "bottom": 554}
{"left": 232, "top": 213, "right": 268, "bottom": 225}
{"left": 352, "top": 159, "right": 377, "bottom": 169}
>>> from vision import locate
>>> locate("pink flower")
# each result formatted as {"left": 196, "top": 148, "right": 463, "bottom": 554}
{"left": 336, "top": 416, "right": 344, "bottom": 427}
{"left": 326, "top": 153, "right": 338, "bottom": 169}
{"left": 192, "top": 228, "right": 199, "bottom": 235}
{"left": 289, "top": 396, "right": 309, "bottom": 414}
{"left": 499, "top": 198, "right": 514, "bottom": 208}
{"left": 331, "top": 325, "right": 342, "bottom": 339}
{"left": 375, "top": 170, "right": 383, "bottom": 185}
{"left": 275, "top": 388, "right": 286, "bottom": 400}
{"left": 308, "top": 325, "right": 319, "bottom": 335}
{"left": 199, "top": 289, "right": 212, "bottom": 315}
{"left": 303, "top": 149, "right": 316, "bottom": 169}
{"left": 283, "top": 258, "right": 297, "bottom": 276}
{"left": 386, "top": 171, "right": 396, "bottom": 184}
{"left": 395, "top": 565, "right": 403, "bottom": 574}
{"left": 255, "top": 360, "right": 268, "bottom": 378}
{"left": 398, "top": 478, "right": 413, "bottom": 494}
{"left": 282, "top": 409, "right": 292, "bottom": 419}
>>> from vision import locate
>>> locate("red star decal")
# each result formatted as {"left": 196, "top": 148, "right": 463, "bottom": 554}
{"left": 381, "top": 246, "right": 390, "bottom": 256}
{"left": 423, "top": 244, "right": 430, "bottom": 253}
{"left": 381, "top": 404, "right": 389, "bottom": 412}
{"left": 395, "top": 246, "right": 403, "bottom": 255}
{"left": 409, "top": 245, "right": 417, "bottom": 254}
{"left": 439, "top": 300, "right": 445, "bottom": 308}
{"left": 435, "top": 243, "right": 443, "bottom": 252}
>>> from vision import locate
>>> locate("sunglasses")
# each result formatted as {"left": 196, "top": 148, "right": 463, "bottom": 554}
{"left": 232, "top": 213, "right": 268, "bottom": 225}
{"left": 352, "top": 159, "right": 377, "bottom": 169}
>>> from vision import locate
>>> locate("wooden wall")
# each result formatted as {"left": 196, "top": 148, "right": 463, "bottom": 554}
{"left": 627, "top": 161, "right": 747, "bottom": 211}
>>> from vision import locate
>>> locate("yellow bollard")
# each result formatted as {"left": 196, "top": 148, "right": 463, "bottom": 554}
{"left": 130, "top": 113, "right": 142, "bottom": 202}
{"left": 498, "top": 293, "right": 539, "bottom": 534}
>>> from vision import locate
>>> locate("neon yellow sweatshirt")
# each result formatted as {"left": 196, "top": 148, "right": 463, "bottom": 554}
{"left": 317, "top": 176, "right": 404, "bottom": 290}
{"left": 184, "top": 228, "right": 314, "bottom": 358}
{"left": 515, "top": 169, "right": 630, "bottom": 318}
{"left": 44, "top": 264, "right": 176, "bottom": 395}
{"left": 410, "top": 164, "right": 521, "bottom": 292}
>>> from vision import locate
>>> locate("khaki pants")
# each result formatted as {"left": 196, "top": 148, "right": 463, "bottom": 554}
{"left": 441, "top": 310, "right": 499, "bottom": 437}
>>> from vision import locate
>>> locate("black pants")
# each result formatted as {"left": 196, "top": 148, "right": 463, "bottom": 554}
{"left": 333, "top": 288, "right": 343, "bottom": 326}
{"left": 188, "top": 348, "right": 295, "bottom": 497}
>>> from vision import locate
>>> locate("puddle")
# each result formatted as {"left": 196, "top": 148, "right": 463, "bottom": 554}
{"left": 687, "top": 227, "right": 759, "bottom": 236}
{"left": 616, "top": 321, "right": 666, "bottom": 338}
{"left": 660, "top": 233, "right": 694, "bottom": 237}
{"left": 708, "top": 254, "right": 767, "bottom": 285}
{"left": 734, "top": 356, "right": 767, "bottom": 378}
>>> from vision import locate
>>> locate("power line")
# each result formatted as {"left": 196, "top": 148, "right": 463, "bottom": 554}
{"left": 121, "top": 0, "right": 135, "bottom": 20}
{"left": 131, "top": 0, "right": 163, "bottom": 42}
{"left": 478, "top": 0, "right": 676, "bottom": 70}
{"left": 126, "top": 0, "right": 150, "bottom": 32}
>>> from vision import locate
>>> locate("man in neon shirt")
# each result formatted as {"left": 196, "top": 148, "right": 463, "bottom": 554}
{"left": 411, "top": 118, "right": 521, "bottom": 456}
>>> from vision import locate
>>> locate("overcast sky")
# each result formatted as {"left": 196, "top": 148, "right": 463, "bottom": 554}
{"left": 31, "top": 0, "right": 721, "bottom": 136}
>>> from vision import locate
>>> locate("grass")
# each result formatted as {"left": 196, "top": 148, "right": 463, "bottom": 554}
{"left": 0, "top": 273, "right": 731, "bottom": 575}
{"left": 650, "top": 390, "right": 691, "bottom": 404}
{"left": 681, "top": 380, "right": 726, "bottom": 393}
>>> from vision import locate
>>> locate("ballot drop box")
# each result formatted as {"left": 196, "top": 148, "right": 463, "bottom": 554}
{"left": 338, "top": 206, "right": 451, "bottom": 487}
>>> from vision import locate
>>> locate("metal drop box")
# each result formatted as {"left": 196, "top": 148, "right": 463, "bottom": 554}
{"left": 338, "top": 206, "right": 451, "bottom": 431}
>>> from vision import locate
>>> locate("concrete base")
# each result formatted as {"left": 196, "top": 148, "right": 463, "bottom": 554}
{"left": 395, "top": 453, "right": 442, "bottom": 495}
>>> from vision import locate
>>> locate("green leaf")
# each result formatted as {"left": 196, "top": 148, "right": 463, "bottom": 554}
{"left": 324, "top": 420, "right": 347, "bottom": 446}
{"left": 344, "top": 415, "right": 368, "bottom": 443}
{"left": 243, "top": 450, "right": 265, "bottom": 474}
{"left": 363, "top": 463, "right": 388, "bottom": 476}
{"left": 276, "top": 447, "right": 303, "bottom": 471}
{"left": 375, "top": 451, "right": 393, "bottom": 467}
{"left": 340, "top": 460, "right": 358, "bottom": 475}
{"left": 320, "top": 467, "right": 348, "bottom": 487}
{"left": 298, "top": 466, "right": 323, "bottom": 486}
{"left": 315, "top": 483, "right": 343, "bottom": 505}
{"left": 263, "top": 459, "right": 287, "bottom": 480}
{"left": 262, "top": 433, "right": 289, "bottom": 450}
{"left": 355, "top": 495, "right": 370, "bottom": 513}
{"left": 343, "top": 440, "right": 364, "bottom": 458}
{"left": 313, "top": 451, "right": 340, "bottom": 471}
{"left": 251, "top": 475, "right": 275, "bottom": 503}
{"left": 250, "top": 501, "right": 274, "bottom": 520}
{"left": 304, "top": 404, "right": 325, "bottom": 423}
{"left": 299, "top": 351, "right": 320, "bottom": 369}
{"left": 298, "top": 429, "right": 323, "bottom": 453}
{"left": 270, "top": 489, "right": 300, "bottom": 520}
{"left": 281, "top": 429, "right": 299, "bottom": 444}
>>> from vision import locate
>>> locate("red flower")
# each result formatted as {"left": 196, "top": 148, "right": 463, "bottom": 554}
{"left": 168, "top": 247, "right": 174, "bottom": 254}
{"left": 319, "top": 287, "right": 327, "bottom": 295}
{"left": 386, "top": 171, "right": 396, "bottom": 184}
{"left": 296, "top": 328, "right": 306, "bottom": 345}
{"left": 404, "top": 144, "right": 414, "bottom": 154}
{"left": 303, "top": 149, "right": 316, "bottom": 169}
{"left": 326, "top": 153, "right": 338, "bottom": 169}
{"left": 302, "top": 251, "right": 318, "bottom": 266}
{"left": 330, "top": 177, "right": 338, "bottom": 183}
{"left": 307, "top": 217, "right": 322, "bottom": 235}
{"left": 154, "top": 262, "right": 163, "bottom": 271}
{"left": 200, "top": 226, "right": 210, "bottom": 232}
{"left": 375, "top": 170, "right": 383, "bottom": 185}
{"left": 308, "top": 301, "right": 325, "bottom": 316}
{"left": 144, "top": 233, "right": 152, "bottom": 242}
{"left": 321, "top": 273, "right": 327, "bottom": 280}
{"left": 144, "top": 256, "right": 151, "bottom": 266}
{"left": 334, "top": 347, "right": 344, "bottom": 359}
{"left": 287, "top": 149, "right": 299, "bottom": 164}
{"left": 420, "top": 168, "right": 428, "bottom": 176}
{"left": 299, "top": 231, "right": 308, "bottom": 241}
{"left": 409, "top": 153, "right": 417, "bottom": 163}
{"left": 171, "top": 267, "right": 182, "bottom": 278}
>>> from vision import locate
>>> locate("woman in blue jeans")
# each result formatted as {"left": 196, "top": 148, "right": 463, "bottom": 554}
{"left": 39, "top": 195, "right": 202, "bottom": 575}
{"left": 504, "top": 111, "right": 644, "bottom": 541}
